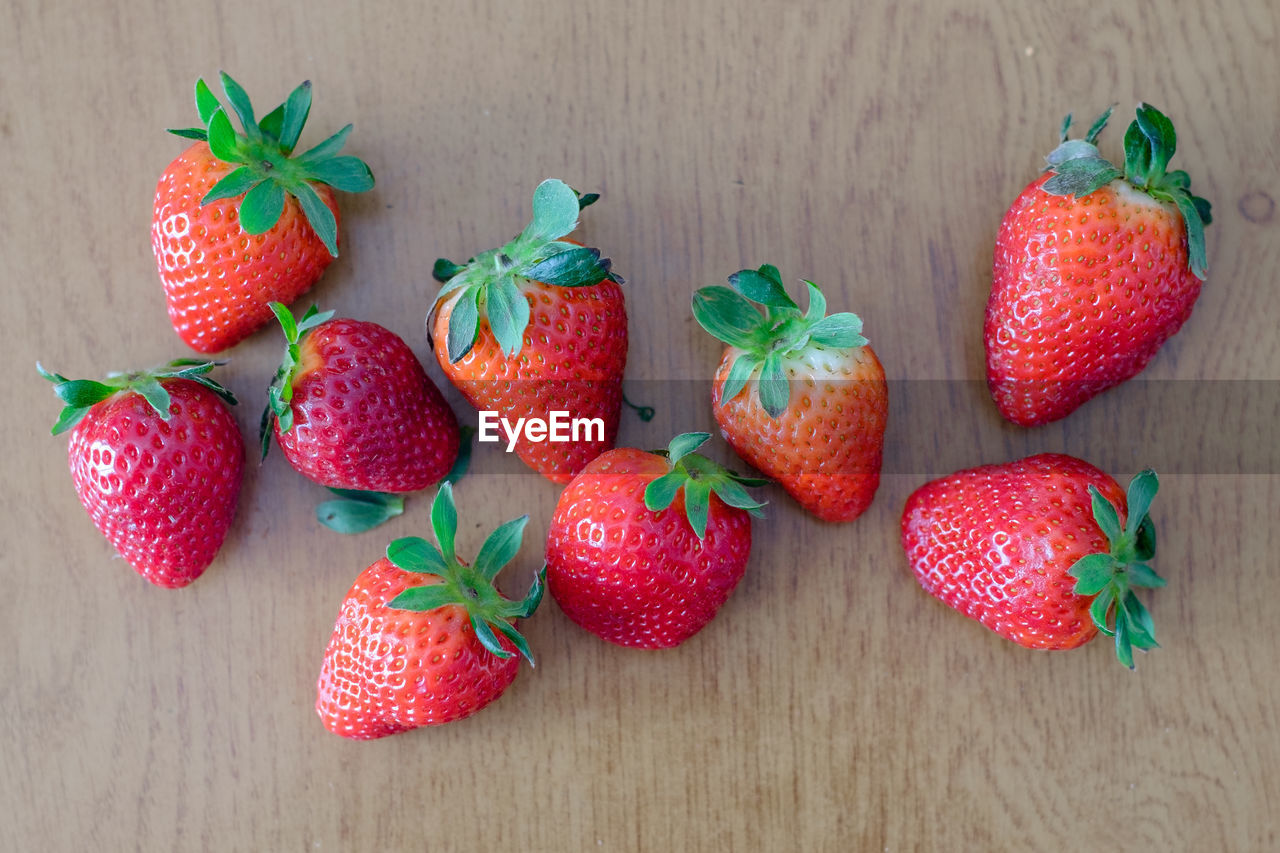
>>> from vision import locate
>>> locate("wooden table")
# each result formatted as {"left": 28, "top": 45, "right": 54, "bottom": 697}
{"left": 5, "top": 0, "right": 1277, "bottom": 849}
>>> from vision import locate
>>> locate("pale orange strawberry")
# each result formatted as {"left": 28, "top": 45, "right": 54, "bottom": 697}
{"left": 429, "top": 180, "right": 627, "bottom": 483}
{"left": 694, "top": 265, "right": 887, "bottom": 522}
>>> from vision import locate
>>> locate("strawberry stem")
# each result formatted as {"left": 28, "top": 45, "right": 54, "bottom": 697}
{"left": 38, "top": 359, "right": 236, "bottom": 436}
{"left": 1067, "top": 469, "right": 1166, "bottom": 669}
{"left": 1041, "top": 103, "right": 1212, "bottom": 280}
{"left": 385, "top": 483, "right": 545, "bottom": 665}
{"left": 692, "top": 266, "right": 867, "bottom": 418}
{"left": 643, "top": 432, "right": 768, "bottom": 540}
{"left": 166, "top": 73, "right": 374, "bottom": 257}
{"left": 432, "top": 179, "right": 620, "bottom": 363}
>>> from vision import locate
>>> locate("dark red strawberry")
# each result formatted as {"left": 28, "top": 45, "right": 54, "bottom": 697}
{"left": 545, "top": 432, "right": 765, "bottom": 648}
{"left": 39, "top": 360, "right": 244, "bottom": 588}
{"left": 316, "top": 483, "right": 545, "bottom": 738}
{"left": 986, "top": 103, "right": 1212, "bottom": 425}
{"left": 900, "top": 453, "right": 1166, "bottom": 667}
{"left": 261, "top": 303, "right": 460, "bottom": 531}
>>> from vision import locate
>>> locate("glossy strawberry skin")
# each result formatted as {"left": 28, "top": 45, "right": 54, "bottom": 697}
{"left": 432, "top": 277, "right": 627, "bottom": 483}
{"left": 986, "top": 174, "right": 1201, "bottom": 426}
{"left": 713, "top": 343, "right": 887, "bottom": 522}
{"left": 276, "top": 318, "right": 459, "bottom": 492}
{"left": 316, "top": 558, "right": 520, "bottom": 739}
{"left": 545, "top": 448, "right": 752, "bottom": 648}
{"left": 152, "top": 142, "right": 339, "bottom": 353}
{"left": 67, "top": 379, "right": 244, "bottom": 588}
{"left": 900, "top": 453, "right": 1127, "bottom": 649}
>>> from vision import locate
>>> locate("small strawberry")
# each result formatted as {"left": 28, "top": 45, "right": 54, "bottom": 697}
{"left": 39, "top": 359, "right": 244, "bottom": 588}
{"left": 692, "top": 265, "right": 888, "bottom": 522}
{"left": 430, "top": 179, "right": 627, "bottom": 483}
{"left": 545, "top": 432, "right": 765, "bottom": 648}
{"left": 153, "top": 73, "right": 374, "bottom": 353}
{"left": 986, "top": 103, "right": 1212, "bottom": 426}
{"left": 261, "top": 303, "right": 460, "bottom": 532}
{"left": 316, "top": 483, "right": 545, "bottom": 738}
{"left": 900, "top": 453, "right": 1166, "bottom": 667}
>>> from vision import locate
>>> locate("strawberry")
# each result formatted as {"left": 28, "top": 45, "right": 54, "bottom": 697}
{"left": 38, "top": 360, "right": 244, "bottom": 588}
{"left": 545, "top": 432, "right": 765, "bottom": 648}
{"left": 261, "top": 303, "right": 460, "bottom": 532}
{"left": 692, "top": 265, "right": 888, "bottom": 522}
{"left": 986, "top": 103, "right": 1212, "bottom": 426}
{"left": 430, "top": 179, "right": 627, "bottom": 483}
{"left": 153, "top": 73, "right": 374, "bottom": 353}
{"left": 316, "top": 483, "right": 545, "bottom": 738}
{"left": 900, "top": 453, "right": 1166, "bottom": 667}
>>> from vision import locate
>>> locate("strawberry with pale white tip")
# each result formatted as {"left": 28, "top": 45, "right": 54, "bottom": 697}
{"left": 153, "top": 72, "right": 375, "bottom": 353}
{"left": 693, "top": 265, "right": 888, "bottom": 522}
{"left": 316, "top": 483, "right": 546, "bottom": 738}
{"left": 986, "top": 103, "right": 1212, "bottom": 426}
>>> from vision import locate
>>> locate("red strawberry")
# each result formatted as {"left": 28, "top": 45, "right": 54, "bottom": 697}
{"left": 693, "top": 265, "right": 888, "bottom": 522}
{"left": 900, "top": 453, "right": 1166, "bottom": 667}
{"left": 430, "top": 179, "right": 627, "bottom": 483}
{"left": 316, "top": 483, "right": 545, "bottom": 738}
{"left": 986, "top": 103, "right": 1212, "bottom": 426}
{"left": 261, "top": 303, "right": 460, "bottom": 531}
{"left": 39, "top": 360, "right": 244, "bottom": 588}
{"left": 153, "top": 73, "right": 374, "bottom": 353}
{"left": 545, "top": 432, "right": 765, "bottom": 648}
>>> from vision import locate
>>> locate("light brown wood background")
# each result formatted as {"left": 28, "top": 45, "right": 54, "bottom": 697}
{"left": 3, "top": 0, "right": 1278, "bottom": 850}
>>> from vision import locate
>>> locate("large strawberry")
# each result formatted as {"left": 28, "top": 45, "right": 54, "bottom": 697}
{"left": 430, "top": 179, "right": 627, "bottom": 483}
{"left": 986, "top": 103, "right": 1212, "bottom": 426}
{"left": 693, "top": 264, "right": 888, "bottom": 522}
{"left": 39, "top": 360, "right": 244, "bottom": 588}
{"left": 900, "top": 453, "right": 1166, "bottom": 667}
{"left": 316, "top": 483, "right": 545, "bottom": 738}
{"left": 545, "top": 432, "right": 765, "bottom": 648}
{"left": 261, "top": 303, "right": 460, "bottom": 532}
{"left": 153, "top": 73, "right": 374, "bottom": 353}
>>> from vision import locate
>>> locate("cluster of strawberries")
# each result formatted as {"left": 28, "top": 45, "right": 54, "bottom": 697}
{"left": 41, "top": 76, "right": 1210, "bottom": 739}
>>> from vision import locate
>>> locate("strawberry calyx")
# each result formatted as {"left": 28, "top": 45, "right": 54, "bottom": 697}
{"left": 431, "top": 179, "right": 621, "bottom": 363}
{"left": 643, "top": 432, "right": 768, "bottom": 540}
{"left": 259, "top": 302, "right": 335, "bottom": 459}
{"left": 691, "top": 265, "right": 867, "bottom": 418}
{"left": 167, "top": 72, "right": 374, "bottom": 258}
{"left": 38, "top": 359, "right": 237, "bottom": 436}
{"left": 1067, "top": 469, "right": 1167, "bottom": 669}
{"left": 1042, "top": 103, "right": 1212, "bottom": 279}
{"left": 385, "top": 483, "right": 546, "bottom": 665}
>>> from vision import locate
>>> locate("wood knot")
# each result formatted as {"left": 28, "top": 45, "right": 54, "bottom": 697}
{"left": 1238, "top": 191, "right": 1275, "bottom": 224}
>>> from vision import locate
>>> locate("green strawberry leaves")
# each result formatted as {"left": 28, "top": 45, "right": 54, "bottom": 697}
{"left": 166, "top": 72, "right": 374, "bottom": 258}
{"left": 386, "top": 483, "right": 546, "bottom": 665}
{"left": 1067, "top": 469, "right": 1167, "bottom": 669}
{"left": 692, "top": 265, "right": 868, "bottom": 418}
{"left": 1042, "top": 103, "right": 1212, "bottom": 280}
{"left": 38, "top": 359, "right": 237, "bottom": 435}
{"left": 432, "top": 179, "right": 622, "bottom": 363}
{"left": 317, "top": 489, "right": 406, "bottom": 534}
{"left": 259, "top": 302, "right": 335, "bottom": 459}
{"left": 643, "top": 432, "right": 768, "bottom": 540}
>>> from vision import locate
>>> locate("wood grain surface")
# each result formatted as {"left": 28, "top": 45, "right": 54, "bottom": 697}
{"left": 3, "top": 0, "right": 1278, "bottom": 850}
